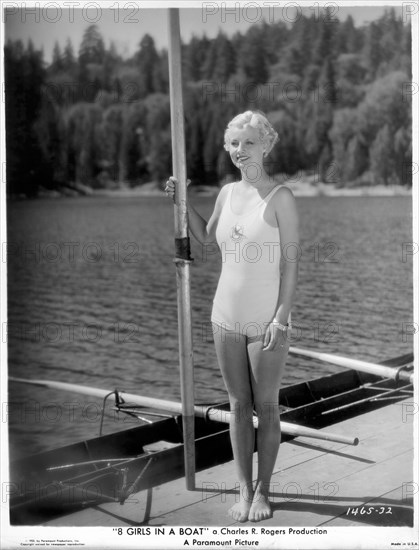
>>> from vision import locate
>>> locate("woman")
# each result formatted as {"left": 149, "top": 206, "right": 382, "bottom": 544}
{"left": 165, "top": 110, "right": 299, "bottom": 523}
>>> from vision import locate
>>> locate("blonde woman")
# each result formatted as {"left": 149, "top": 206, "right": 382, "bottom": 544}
{"left": 165, "top": 110, "right": 299, "bottom": 522}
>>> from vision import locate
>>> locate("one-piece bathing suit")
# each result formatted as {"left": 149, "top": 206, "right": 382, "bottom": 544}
{"left": 211, "top": 181, "right": 292, "bottom": 340}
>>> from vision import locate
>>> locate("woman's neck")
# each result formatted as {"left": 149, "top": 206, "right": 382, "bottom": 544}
{"left": 239, "top": 170, "right": 273, "bottom": 189}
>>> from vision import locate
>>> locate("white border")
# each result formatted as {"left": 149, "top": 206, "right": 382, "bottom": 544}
{"left": 1, "top": 1, "right": 418, "bottom": 549}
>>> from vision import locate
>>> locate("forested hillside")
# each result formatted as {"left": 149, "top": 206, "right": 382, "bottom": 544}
{"left": 4, "top": 8, "right": 412, "bottom": 197}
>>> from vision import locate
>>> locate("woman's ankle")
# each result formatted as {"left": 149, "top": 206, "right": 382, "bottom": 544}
{"left": 254, "top": 480, "right": 270, "bottom": 497}
{"left": 237, "top": 480, "right": 254, "bottom": 503}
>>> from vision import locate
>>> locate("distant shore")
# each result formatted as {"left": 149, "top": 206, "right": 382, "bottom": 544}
{"left": 89, "top": 180, "right": 412, "bottom": 198}
{"left": 16, "top": 178, "right": 413, "bottom": 200}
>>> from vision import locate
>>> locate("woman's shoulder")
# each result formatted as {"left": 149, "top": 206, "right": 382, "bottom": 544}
{"left": 270, "top": 184, "right": 297, "bottom": 213}
{"left": 272, "top": 184, "right": 296, "bottom": 202}
{"left": 215, "top": 181, "right": 234, "bottom": 203}
{"left": 220, "top": 181, "right": 235, "bottom": 192}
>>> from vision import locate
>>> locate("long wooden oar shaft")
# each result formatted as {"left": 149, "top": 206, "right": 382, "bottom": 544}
{"left": 289, "top": 347, "right": 414, "bottom": 384}
{"left": 9, "top": 377, "right": 358, "bottom": 445}
{"left": 168, "top": 8, "right": 196, "bottom": 490}
{"left": 9, "top": 377, "right": 183, "bottom": 411}
{"left": 206, "top": 408, "right": 358, "bottom": 445}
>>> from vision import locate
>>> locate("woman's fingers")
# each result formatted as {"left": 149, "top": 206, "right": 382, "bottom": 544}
{"left": 263, "top": 331, "right": 270, "bottom": 349}
{"left": 263, "top": 327, "right": 276, "bottom": 351}
{"left": 263, "top": 325, "right": 289, "bottom": 351}
{"left": 165, "top": 177, "right": 176, "bottom": 200}
{"left": 165, "top": 176, "right": 191, "bottom": 202}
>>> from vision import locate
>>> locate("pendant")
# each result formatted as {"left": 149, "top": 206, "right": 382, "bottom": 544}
{"left": 231, "top": 224, "right": 245, "bottom": 242}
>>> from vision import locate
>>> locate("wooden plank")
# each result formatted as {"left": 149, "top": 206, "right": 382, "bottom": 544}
{"left": 130, "top": 448, "right": 413, "bottom": 527}
{"left": 322, "top": 484, "right": 414, "bottom": 527}
{"left": 260, "top": 451, "right": 413, "bottom": 527}
{"left": 144, "top": 399, "right": 414, "bottom": 526}
{"left": 42, "top": 399, "right": 413, "bottom": 527}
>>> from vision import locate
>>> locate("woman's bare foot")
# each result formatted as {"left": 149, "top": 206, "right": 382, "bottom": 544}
{"left": 248, "top": 481, "right": 272, "bottom": 522}
{"left": 228, "top": 483, "right": 253, "bottom": 522}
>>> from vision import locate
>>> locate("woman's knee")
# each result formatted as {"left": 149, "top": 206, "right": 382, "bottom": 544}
{"left": 229, "top": 395, "right": 254, "bottom": 422}
{"left": 254, "top": 400, "right": 280, "bottom": 425}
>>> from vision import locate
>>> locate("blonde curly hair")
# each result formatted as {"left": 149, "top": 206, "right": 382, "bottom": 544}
{"left": 223, "top": 110, "right": 279, "bottom": 156}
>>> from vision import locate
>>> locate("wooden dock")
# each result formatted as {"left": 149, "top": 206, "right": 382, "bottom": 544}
{"left": 43, "top": 397, "right": 414, "bottom": 528}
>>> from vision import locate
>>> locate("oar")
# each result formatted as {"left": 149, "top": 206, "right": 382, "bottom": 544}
{"left": 9, "top": 377, "right": 358, "bottom": 446}
{"left": 205, "top": 408, "right": 358, "bottom": 445}
{"left": 168, "top": 8, "right": 196, "bottom": 490}
{"left": 289, "top": 347, "right": 414, "bottom": 384}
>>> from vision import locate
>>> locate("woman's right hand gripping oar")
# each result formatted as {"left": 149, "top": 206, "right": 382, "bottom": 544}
{"left": 165, "top": 176, "right": 191, "bottom": 203}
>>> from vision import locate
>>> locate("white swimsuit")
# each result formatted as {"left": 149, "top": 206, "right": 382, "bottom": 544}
{"left": 211, "top": 182, "right": 292, "bottom": 339}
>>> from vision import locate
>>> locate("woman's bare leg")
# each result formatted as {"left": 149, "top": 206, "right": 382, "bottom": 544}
{"left": 213, "top": 328, "right": 255, "bottom": 522}
{"left": 246, "top": 336, "right": 289, "bottom": 522}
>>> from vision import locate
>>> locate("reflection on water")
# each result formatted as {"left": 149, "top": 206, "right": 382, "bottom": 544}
{"left": 7, "top": 194, "right": 413, "bottom": 457}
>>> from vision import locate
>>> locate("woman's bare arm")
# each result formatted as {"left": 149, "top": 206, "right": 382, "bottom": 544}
{"left": 263, "top": 186, "right": 299, "bottom": 351}
{"left": 273, "top": 186, "right": 299, "bottom": 325}
{"left": 166, "top": 177, "right": 228, "bottom": 245}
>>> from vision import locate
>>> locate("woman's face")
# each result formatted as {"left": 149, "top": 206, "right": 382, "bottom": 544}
{"left": 227, "top": 126, "right": 265, "bottom": 170}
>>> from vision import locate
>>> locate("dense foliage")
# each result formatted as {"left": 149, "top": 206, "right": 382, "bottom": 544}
{"left": 4, "top": 8, "right": 412, "bottom": 196}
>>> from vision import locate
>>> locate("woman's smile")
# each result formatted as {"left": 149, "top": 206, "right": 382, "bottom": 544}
{"left": 237, "top": 154, "right": 250, "bottom": 163}
{"left": 228, "top": 126, "right": 265, "bottom": 169}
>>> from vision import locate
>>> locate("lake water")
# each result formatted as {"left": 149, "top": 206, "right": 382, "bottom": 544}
{"left": 6, "top": 194, "right": 414, "bottom": 459}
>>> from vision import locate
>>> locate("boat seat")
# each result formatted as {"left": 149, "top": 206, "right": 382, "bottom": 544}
{"left": 143, "top": 440, "right": 181, "bottom": 453}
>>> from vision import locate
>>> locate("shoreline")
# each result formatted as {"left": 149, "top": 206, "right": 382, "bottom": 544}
{"left": 81, "top": 181, "right": 413, "bottom": 198}
{"left": 9, "top": 180, "right": 412, "bottom": 200}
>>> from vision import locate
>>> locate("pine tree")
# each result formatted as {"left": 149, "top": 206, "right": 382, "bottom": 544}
{"left": 77, "top": 26, "right": 105, "bottom": 102}
{"left": 186, "top": 103, "right": 206, "bottom": 182}
{"left": 185, "top": 35, "right": 210, "bottom": 81}
{"left": 4, "top": 40, "right": 47, "bottom": 195}
{"left": 102, "top": 41, "right": 120, "bottom": 91}
{"left": 78, "top": 25, "right": 105, "bottom": 65}
{"left": 66, "top": 102, "right": 102, "bottom": 184}
{"left": 201, "top": 38, "right": 217, "bottom": 80}
{"left": 370, "top": 124, "right": 395, "bottom": 185}
{"left": 363, "top": 21, "right": 383, "bottom": 80}
{"left": 313, "top": 7, "right": 339, "bottom": 65}
{"left": 238, "top": 26, "right": 269, "bottom": 84}
{"left": 52, "top": 41, "right": 63, "bottom": 71}
{"left": 124, "top": 101, "right": 148, "bottom": 183}
{"left": 263, "top": 20, "right": 289, "bottom": 65}
{"left": 135, "top": 34, "right": 160, "bottom": 97}
{"left": 343, "top": 135, "right": 369, "bottom": 182}
{"left": 143, "top": 93, "right": 171, "bottom": 181}
{"left": 185, "top": 36, "right": 199, "bottom": 81}
{"left": 282, "top": 45, "right": 305, "bottom": 77}
{"left": 340, "top": 15, "right": 361, "bottom": 53}
{"left": 212, "top": 32, "right": 236, "bottom": 83}
{"left": 33, "top": 86, "right": 65, "bottom": 186}
{"left": 98, "top": 104, "right": 125, "bottom": 183}
{"left": 62, "top": 38, "right": 76, "bottom": 72}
